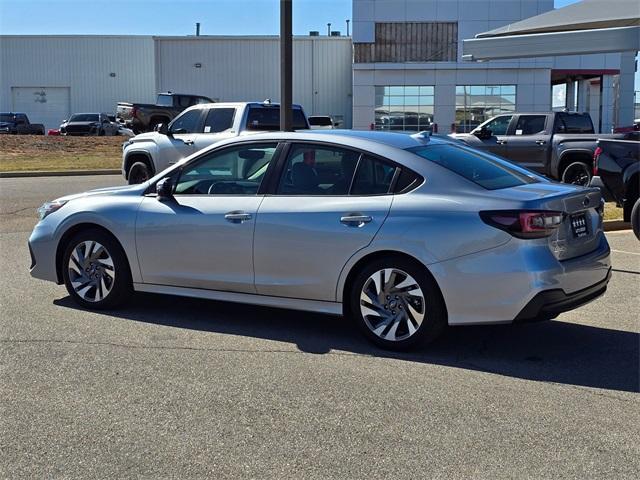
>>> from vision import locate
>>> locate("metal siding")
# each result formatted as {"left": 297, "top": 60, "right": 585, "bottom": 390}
{"left": 0, "top": 36, "right": 156, "bottom": 124}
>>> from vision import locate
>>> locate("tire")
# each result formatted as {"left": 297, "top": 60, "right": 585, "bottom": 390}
{"left": 561, "top": 161, "right": 592, "bottom": 186}
{"left": 128, "top": 161, "right": 151, "bottom": 185}
{"left": 348, "top": 256, "right": 447, "bottom": 351}
{"left": 62, "top": 229, "right": 132, "bottom": 310}
{"left": 631, "top": 198, "right": 640, "bottom": 241}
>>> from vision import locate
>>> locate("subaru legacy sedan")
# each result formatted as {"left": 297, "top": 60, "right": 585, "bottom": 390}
{"left": 29, "top": 131, "right": 611, "bottom": 350}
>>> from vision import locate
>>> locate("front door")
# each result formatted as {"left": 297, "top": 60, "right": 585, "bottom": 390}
{"left": 472, "top": 114, "right": 513, "bottom": 157}
{"left": 505, "top": 114, "right": 549, "bottom": 173}
{"left": 136, "top": 142, "right": 279, "bottom": 293}
{"left": 155, "top": 108, "right": 203, "bottom": 172}
{"left": 253, "top": 143, "right": 395, "bottom": 301}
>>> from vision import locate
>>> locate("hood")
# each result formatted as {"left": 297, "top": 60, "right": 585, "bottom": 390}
{"left": 129, "top": 131, "right": 158, "bottom": 142}
{"left": 56, "top": 184, "right": 143, "bottom": 203}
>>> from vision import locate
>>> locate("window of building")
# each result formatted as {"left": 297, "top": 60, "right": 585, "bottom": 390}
{"left": 455, "top": 85, "right": 516, "bottom": 133}
{"left": 375, "top": 86, "right": 434, "bottom": 131}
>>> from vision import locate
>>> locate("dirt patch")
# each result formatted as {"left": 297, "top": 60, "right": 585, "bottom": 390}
{"left": 0, "top": 135, "right": 123, "bottom": 172}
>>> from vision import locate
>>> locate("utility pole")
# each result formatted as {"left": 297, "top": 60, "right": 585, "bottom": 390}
{"left": 280, "top": 0, "right": 293, "bottom": 131}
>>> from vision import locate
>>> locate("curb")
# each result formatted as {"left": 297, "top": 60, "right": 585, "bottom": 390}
{"left": 603, "top": 220, "right": 631, "bottom": 232}
{"left": 0, "top": 169, "right": 121, "bottom": 178}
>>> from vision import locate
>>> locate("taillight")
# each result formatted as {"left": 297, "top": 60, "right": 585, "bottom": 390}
{"left": 593, "top": 146, "right": 602, "bottom": 175}
{"left": 131, "top": 106, "right": 138, "bottom": 118}
{"left": 480, "top": 210, "right": 564, "bottom": 239}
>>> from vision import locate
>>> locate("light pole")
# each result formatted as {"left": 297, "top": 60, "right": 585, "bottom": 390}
{"left": 280, "top": 0, "right": 293, "bottom": 131}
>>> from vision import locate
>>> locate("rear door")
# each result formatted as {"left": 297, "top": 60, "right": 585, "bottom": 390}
{"left": 192, "top": 107, "right": 238, "bottom": 152}
{"left": 253, "top": 143, "right": 395, "bottom": 301}
{"left": 505, "top": 114, "right": 550, "bottom": 172}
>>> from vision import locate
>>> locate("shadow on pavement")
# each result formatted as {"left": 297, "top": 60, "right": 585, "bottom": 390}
{"left": 54, "top": 292, "right": 639, "bottom": 393}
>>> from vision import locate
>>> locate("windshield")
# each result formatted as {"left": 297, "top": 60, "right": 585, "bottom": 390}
{"left": 245, "top": 107, "right": 308, "bottom": 131}
{"left": 408, "top": 144, "right": 540, "bottom": 190}
{"left": 70, "top": 114, "right": 99, "bottom": 122}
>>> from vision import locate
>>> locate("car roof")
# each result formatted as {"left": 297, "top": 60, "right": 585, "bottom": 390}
{"left": 190, "top": 102, "right": 304, "bottom": 109}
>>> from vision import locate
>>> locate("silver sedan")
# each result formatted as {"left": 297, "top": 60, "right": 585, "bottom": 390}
{"left": 29, "top": 131, "right": 611, "bottom": 350}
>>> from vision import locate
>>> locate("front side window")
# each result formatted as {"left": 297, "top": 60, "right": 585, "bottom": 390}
{"left": 175, "top": 143, "right": 278, "bottom": 195}
{"left": 375, "top": 85, "right": 434, "bottom": 132}
{"left": 408, "top": 144, "right": 538, "bottom": 190}
{"left": 480, "top": 115, "right": 513, "bottom": 136}
{"left": 169, "top": 110, "right": 201, "bottom": 134}
{"left": 456, "top": 85, "right": 516, "bottom": 133}
{"left": 514, "top": 115, "right": 547, "bottom": 135}
{"left": 277, "top": 144, "right": 361, "bottom": 195}
{"left": 203, "top": 108, "right": 235, "bottom": 133}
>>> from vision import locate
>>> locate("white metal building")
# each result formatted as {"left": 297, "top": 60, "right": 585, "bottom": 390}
{"left": 0, "top": 35, "right": 353, "bottom": 130}
{"left": 351, "top": 0, "right": 636, "bottom": 133}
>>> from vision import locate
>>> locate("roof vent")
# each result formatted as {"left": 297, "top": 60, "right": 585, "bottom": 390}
{"left": 309, "top": 31, "right": 320, "bottom": 36}
{"left": 330, "top": 31, "right": 341, "bottom": 37}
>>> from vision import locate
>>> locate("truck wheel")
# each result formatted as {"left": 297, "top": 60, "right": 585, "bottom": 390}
{"left": 561, "top": 161, "right": 592, "bottom": 186}
{"left": 128, "top": 162, "right": 151, "bottom": 185}
{"left": 631, "top": 198, "right": 640, "bottom": 241}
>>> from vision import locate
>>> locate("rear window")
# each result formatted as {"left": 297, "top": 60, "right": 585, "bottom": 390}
{"left": 309, "top": 116, "right": 332, "bottom": 126}
{"left": 157, "top": 94, "right": 173, "bottom": 107}
{"left": 408, "top": 144, "right": 538, "bottom": 190}
{"left": 557, "top": 114, "right": 594, "bottom": 134}
{"left": 246, "top": 107, "right": 308, "bottom": 131}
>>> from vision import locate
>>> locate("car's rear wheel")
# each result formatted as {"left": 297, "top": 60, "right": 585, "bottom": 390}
{"left": 561, "top": 161, "right": 592, "bottom": 186}
{"left": 349, "top": 257, "right": 447, "bottom": 350}
{"left": 62, "top": 229, "right": 132, "bottom": 309}
{"left": 631, "top": 198, "right": 640, "bottom": 240}
{"left": 128, "top": 161, "right": 151, "bottom": 185}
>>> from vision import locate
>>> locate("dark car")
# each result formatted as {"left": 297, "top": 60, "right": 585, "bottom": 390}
{"left": 0, "top": 112, "right": 45, "bottom": 135}
{"left": 60, "top": 113, "right": 119, "bottom": 136}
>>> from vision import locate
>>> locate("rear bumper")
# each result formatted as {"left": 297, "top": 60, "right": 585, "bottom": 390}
{"left": 589, "top": 176, "right": 616, "bottom": 203}
{"left": 514, "top": 268, "right": 611, "bottom": 322}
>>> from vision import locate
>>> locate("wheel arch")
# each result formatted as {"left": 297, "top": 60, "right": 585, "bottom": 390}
{"left": 123, "top": 151, "right": 155, "bottom": 180}
{"left": 338, "top": 249, "right": 447, "bottom": 318}
{"left": 623, "top": 171, "right": 639, "bottom": 221}
{"left": 55, "top": 223, "right": 132, "bottom": 285}
{"left": 558, "top": 149, "right": 594, "bottom": 177}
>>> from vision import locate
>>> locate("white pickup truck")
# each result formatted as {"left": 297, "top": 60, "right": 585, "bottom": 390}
{"left": 122, "top": 101, "right": 310, "bottom": 184}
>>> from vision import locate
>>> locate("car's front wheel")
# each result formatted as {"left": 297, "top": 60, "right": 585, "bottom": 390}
{"left": 349, "top": 257, "right": 447, "bottom": 350}
{"left": 62, "top": 229, "right": 132, "bottom": 309}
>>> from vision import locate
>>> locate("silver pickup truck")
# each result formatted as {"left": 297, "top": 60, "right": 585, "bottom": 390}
{"left": 122, "top": 101, "right": 309, "bottom": 184}
{"left": 451, "top": 112, "right": 625, "bottom": 185}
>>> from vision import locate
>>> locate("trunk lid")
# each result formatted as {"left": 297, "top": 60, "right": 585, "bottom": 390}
{"left": 492, "top": 183, "right": 603, "bottom": 261}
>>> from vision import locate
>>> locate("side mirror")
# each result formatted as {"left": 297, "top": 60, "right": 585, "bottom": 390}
{"left": 156, "top": 177, "right": 175, "bottom": 200}
{"left": 156, "top": 123, "right": 169, "bottom": 135}
{"left": 474, "top": 126, "right": 493, "bottom": 140}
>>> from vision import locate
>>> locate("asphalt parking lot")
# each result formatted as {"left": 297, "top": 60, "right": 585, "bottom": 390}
{"left": 1, "top": 175, "right": 638, "bottom": 479}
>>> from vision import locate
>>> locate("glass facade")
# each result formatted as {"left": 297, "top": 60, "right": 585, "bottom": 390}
{"left": 455, "top": 85, "right": 516, "bottom": 133}
{"left": 375, "top": 86, "right": 434, "bottom": 131}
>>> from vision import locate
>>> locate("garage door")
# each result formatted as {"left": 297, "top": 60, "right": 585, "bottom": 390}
{"left": 11, "top": 87, "right": 70, "bottom": 131}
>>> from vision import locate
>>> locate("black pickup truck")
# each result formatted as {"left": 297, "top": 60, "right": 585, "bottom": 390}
{"left": 451, "top": 112, "right": 624, "bottom": 185}
{"left": 0, "top": 112, "right": 45, "bottom": 135}
{"left": 116, "top": 92, "right": 214, "bottom": 133}
{"left": 590, "top": 133, "right": 640, "bottom": 239}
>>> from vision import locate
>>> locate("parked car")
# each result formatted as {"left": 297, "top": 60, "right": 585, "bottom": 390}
{"left": 0, "top": 112, "right": 45, "bottom": 135}
{"left": 60, "top": 113, "right": 119, "bottom": 136}
{"left": 122, "top": 101, "right": 310, "bottom": 184}
{"left": 116, "top": 92, "right": 214, "bottom": 134}
{"left": 590, "top": 133, "right": 640, "bottom": 239}
{"left": 451, "top": 112, "right": 626, "bottom": 185}
{"left": 308, "top": 115, "right": 335, "bottom": 130}
{"left": 29, "top": 131, "right": 611, "bottom": 351}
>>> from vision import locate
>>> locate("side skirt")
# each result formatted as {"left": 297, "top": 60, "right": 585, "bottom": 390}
{"left": 133, "top": 283, "right": 343, "bottom": 316}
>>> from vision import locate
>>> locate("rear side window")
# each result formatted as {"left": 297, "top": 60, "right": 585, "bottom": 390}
{"left": 246, "top": 107, "right": 308, "bottom": 131}
{"left": 408, "top": 144, "right": 538, "bottom": 190}
{"left": 309, "top": 116, "right": 333, "bottom": 126}
{"left": 203, "top": 108, "right": 235, "bottom": 133}
{"left": 514, "top": 115, "right": 546, "bottom": 135}
{"left": 351, "top": 156, "right": 396, "bottom": 195}
{"left": 556, "top": 114, "right": 594, "bottom": 133}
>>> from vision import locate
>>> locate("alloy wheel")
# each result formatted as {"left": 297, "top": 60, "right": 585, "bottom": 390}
{"left": 359, "top": 268, "right": 426, "bottom": 342}
{"left": 67, "top": 240, "right": 116, "bottom": 302}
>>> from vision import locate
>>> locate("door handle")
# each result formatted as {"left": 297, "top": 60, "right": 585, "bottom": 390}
{"left": 183, "top": 139, "right": 194, "bottom": 145}
{"left": 340, "top": 215, "right": 372, "bottom": 227}
{"left": 496, "top": 140, "right": 507, "bottom": 145}
{"left": 225, "top": 212, "right": 252, "bottom": 223}
{"left": 536, "top": 140, "right": 547, "bottom": 145}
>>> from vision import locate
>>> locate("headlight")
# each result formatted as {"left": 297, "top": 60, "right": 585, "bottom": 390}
{"left": 37, "top": 200, "right": 68, "bottom": 220}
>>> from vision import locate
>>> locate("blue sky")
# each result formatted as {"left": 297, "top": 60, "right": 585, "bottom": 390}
{"left": 0, "top": 0, "right": 579, "bottom": 36}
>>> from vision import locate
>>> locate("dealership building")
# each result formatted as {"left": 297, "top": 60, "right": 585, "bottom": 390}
{"left": 0, "top": 0, "right": 636, "bottom": 132}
